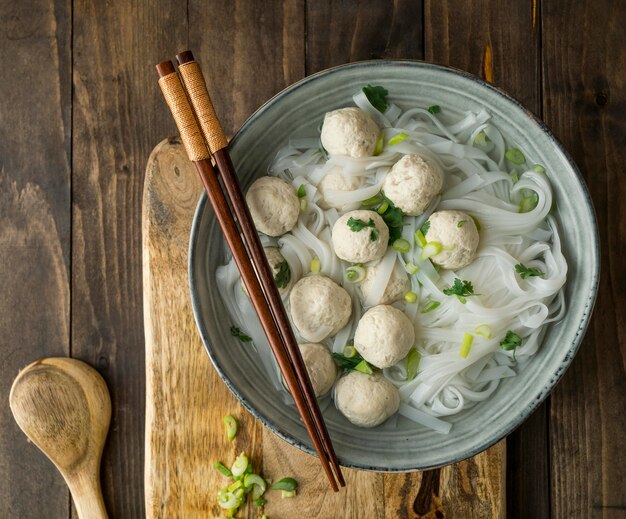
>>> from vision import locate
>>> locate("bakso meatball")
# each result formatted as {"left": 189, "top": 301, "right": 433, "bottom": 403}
{"left": 354, "top": 305, "right": 415, "bottom": 369}
{"left": 246, "top": 176, "right": 300, "bottom": 237}
{"left": 289, "top": 275, "right": 352, "bottom": 342}
{"left": 424, "top": 210, "right": 479, "bottom": 270}
{"left": 242, "top": 247, "right": 293, "bottom": 296}
{"left": 299, "top": 343, "right": 337, "bottom": 397}
{"left": 382, "top": 154, "right": 444, "bottom": 216}
{"left": 360, "top": 259, "right": 410, "bottom": 305}
{"left": 317, "top": 167, "right": 364, "bottom": 210}
{"left": 331, "top": 210, "right": 389, "bottom": 263}
{"left": 334, "top": 371, "right": 400, "bottom": 428}
{"left": 321, "top": 107, "right": 380, "bottom": 158}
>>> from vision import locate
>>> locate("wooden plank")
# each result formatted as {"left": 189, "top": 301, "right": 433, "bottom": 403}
{"left": 425, "top": 2, "right": 549, "bottom": 518}
{"left": 541, "top": 0, "right": 626, "bottom": 517}
{"left": 306, "top": 0, "right": 423, "bottom": 74}
{"left": 0, "top": 1, "right": 71, "bottom": 518}
{"left": 71, "top": 1, "right": 188, "bottom": 516}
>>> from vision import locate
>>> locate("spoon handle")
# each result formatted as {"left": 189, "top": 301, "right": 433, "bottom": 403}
{"left": 67, "top": 470, "right": 108, "bottom": 519}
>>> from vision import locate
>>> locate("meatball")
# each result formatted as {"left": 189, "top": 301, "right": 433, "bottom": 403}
{"left": 334, "top": 371, "right": 400, "bottom": 428}
{"left": 299, "top": 343, "right": 337, "bottom": 397}
{"left": 331, "top": 210, "right": 389, "bottom": 263}
{"left": 354, "top": 305, "right": 415, "bottom": 368}
{"left": 360, "top": 258, "right": 410, "bottom": 305}
{"left": 317, "top": 167, "right": 364, "bottom": 210}
{"left": 246, "top": 176, "right": 300, "bottom": 236}
{"left": 289, "top": 275, "right": 352, "bottom": 342}
{"left": 320, "top": 107, "right": 380, "bottom": 158}
{"left": 382, "top": 154, "right": 444, "bottom": 216}
{"left": 424, "top": 210, "right": 479, "bottom": 270}
{"left": 242, "top": 247, "right": 293, "bottom": 296}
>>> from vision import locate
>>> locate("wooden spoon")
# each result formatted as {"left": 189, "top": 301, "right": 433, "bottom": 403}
{"left": 9, "top": 358, "right": 111, "bottom": 519}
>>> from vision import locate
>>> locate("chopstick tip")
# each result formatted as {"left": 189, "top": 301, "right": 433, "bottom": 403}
{"left": 155, "top": 60, "right": 175, "bottom": 78}
{"left": 176, "top": 50, "right": 195, "bottom": 65}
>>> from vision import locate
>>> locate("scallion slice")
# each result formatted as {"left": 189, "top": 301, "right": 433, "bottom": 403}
{"left": 414, "top": 229, "right": 427, "bottom": 247}
{"left": 460, "top": 333, "right": 474, "bottom": 358}
{"left": 373, "top": 132, "right": 384, "bottom": 156}
{"left": 474, "top": 324, "right": 492, "bottom": 339}
{"left": 343, "top": 344, "right": 357, "bottom": 358}
{"left": 404, "top": 291, "right": 417, "bottom": 304}
{"left": 505, "top": 147, "right": 526, "bottom": 164}
{"left": 404, "top": 262, "right": 419, "bottom": 274}
{"left": 354, "top": 360, "right": 374, "bottom": 375}
{"left": 281, "top": 490, "right": 297, "bottom": 498}
{"left": 223, "top": 415, "right": 238, "bottom": 441}
{"left": 519, "top": 193, "right": 538, "bottom": 213}
{"left": 419, "top": 242, "right": 441, "bottom": 261}
{"left": 388, "top": 132, "right": 408, "bottom": 145}
{"left": 244, "top": 473, "right": 267, "bottom": 500}
{"left": 533, "top": 164, "right": 545, "bottom": 173}
{"left": 310, "top": 257, "right": 321, "bottom": 273}
{"left": 300, "top": 198, "right": 308, "bottom": 211}
{"left": 392, "top": 238, "right": 411, "bottom": 253}
{"left": 214, "top": 461, "right": 232, "bottom": 478}
{"left": 376, "top": 201, "right": 389, "bottom": 214}
{"left": 231, "top": 452, "right": 249, "bottom": 478}
{"left": 473, "top": 130, "right": 488, "bottom": 146}
{"left": 406, "top": 348, "right": 421, "bottom": 381}
{"left": 217, "top": 489, "right": 239, "bottom": 510}
{"left": 271, "top": 477, "right": 298, "bottom": 492}
{"left": 420, "top": 300, "right": 440, "bottom": 314}
{"left": 345, "top": 264, "right": 366, "bottom": 283}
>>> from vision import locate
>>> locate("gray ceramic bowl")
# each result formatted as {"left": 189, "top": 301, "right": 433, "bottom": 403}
{"left": 189, "top": 61, "right": 599, "bottom": 471}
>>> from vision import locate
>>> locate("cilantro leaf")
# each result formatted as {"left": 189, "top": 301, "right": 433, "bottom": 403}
{"left": 370, "top": 228, "right": 379, "bottom": 242}
{"left": 442, "top": 278, "right": 480, "bottom": 304}
{"left": 296, "top": 184, "right": 307, "bottom": 198}
{"left": 420, "top": 220, "right": 430, "bottom": 235}
{"left": 347, "top": 217, "right": 375, "bottom": 232}
{"left": 230, "top": 326, "right": 252, "bottom": 342}
{"left": 514, "top": 263, "right": 545, "bottom": 280}
{"left": 362, "top": 84, "right": 389, "bottom": 113}
{"left": 427, "top": 105, "right": 441, "bottom": 114}
{"left": 500, "top": 330, "right": 522, "bottom": 360}
{"left": 332, "top": 352, "right": 377, "bottom": 374}
{"left": 273, "top": 261, "right": 291, "bottom": 288}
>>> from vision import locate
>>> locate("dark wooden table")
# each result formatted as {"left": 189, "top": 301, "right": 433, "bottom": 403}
{"left": 1, "top": 1, "right": 624, "bottom": 517}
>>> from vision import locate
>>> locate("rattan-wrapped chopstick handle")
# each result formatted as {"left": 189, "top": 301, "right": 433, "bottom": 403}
{"left": 177, "top": 59, "right": 229, "bottom": 154}
{"left": 156, "top": 63, "right": 210, "bottom": 162}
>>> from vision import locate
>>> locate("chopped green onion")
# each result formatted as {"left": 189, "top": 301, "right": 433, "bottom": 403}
{"left": 404, "top": 262, "right": 419, "bottom": 274}
{"left": 510, "top": 170, "right": 519, "bottom": 184}
{"left": 300, "top": 198, "right": 308, "bottom": 211}
{"left": 214, "top": 461, "right": 233, "bottom": 477}
{"left": 354, "top": 360, "right": 374, "bottom": 374}
{"left": 404, "top": 291, "right": 417, "bottom": 304}
{"left": 414, "top": 229, "right": 427, "bottom": 247}
{"left": 244, "top": 473, "right": 267, "bottom": 500}
{"left": 228, "top": 480, "right": 243, "bottom": 493}
{"left": 427, "top": 105, "right": 441, "bottom": 114}
{"left": 310, "top": 257, "right": 321, "bottom": 273}
{"left": 376, "top": 201, "right": 389, "bottom": 214}
{"left": 373, "top": 132, "right": 385, "bottom": 155}
{"left": 460, "top": 333, "right": 474, "bottom": 358}
{"left": 231, "top": 452, "right": 249, "bottom": 478}
{"left": 281, "top": 490, "right": 297, "bottom": 498}
{"left": 519, "top": 193, "right": 538, "bottom": 213}
{"left": 388, "top": 132, "right": 409, "bottom": 145}
{"left": 362, "top": 194, "right": 383, "bottom": 207}
{"left": 271, "top": 477, "right": 298, "bottom": 492}
{"left": 473, "top": 131, "right": 488, "bottom": 146}
{"left": 474, "top": 324, "right": 492, "bottom": 339}
{"left": 419, "top": 242, "right": 441, "bottom": 261}
{"left": 345, "top": 265, "right": 366, "bottom": 283}
{"left": 406, "top": 348, "right": 421, "bottom": 381}
{"left": 392, "top": 238, "right": 411, "bottom": 253}
{"left": 533, "top": 164, "right": 545, "bottom": 173}
{"left": 343, "top": 344, "right": 357, "bottom": 358}
{"left": 505, "top": 147, "right": 526, "bottom": 164}
{"left": 296, "top": 184, "right": 307, "bottom": 198}
{"left": 457, "top": 220, "right": 467, "bottom": 228}
{"left": 420, "top": 300, "right": 440, "bottom": 314}
{"left": 223, "top": 415, "right": 238, "bottom": 441}
{"left": 217, "top": 489, "right": 240, "bottom": 510}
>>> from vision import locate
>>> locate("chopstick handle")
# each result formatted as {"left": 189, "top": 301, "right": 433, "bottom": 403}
{"left": 156, "top": 63, "right": 211, "bottom": 162}
{"left": 177, "top": 58, "right": 229, "bottom": 154}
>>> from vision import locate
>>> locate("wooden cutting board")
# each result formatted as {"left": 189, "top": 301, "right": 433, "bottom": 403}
{"left": 142, "top": 137, "right": 506, "bottom": 519}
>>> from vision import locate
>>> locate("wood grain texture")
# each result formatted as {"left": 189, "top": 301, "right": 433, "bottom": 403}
{"left": 542, "top": 0, "right": 626, "bottom": 517}
{"left": 71, "top": 1, "right": 188, "bottom": 516}
{"left": 425, "top": 2, "right": 549, "bottom": 517}
{"left": 306, "top": 0, "right": 423, "bottom": 74}
{"left": 0, "top": 0, "right": 71, "bottom": 517}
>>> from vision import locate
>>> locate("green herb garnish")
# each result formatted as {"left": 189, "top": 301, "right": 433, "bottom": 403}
{"left": 359, "top": 195, "right": 405, "bottom": 243}
{"left": 215, "top": 461, "right": 233, "bottom": 477}
{"left": 500, "top": 330, "right": 522, "bottom": 360}
{"left": 443, "top": 278, "right": 479, "bottom": 304}
{"left": 230, "top": 326, "right": 252, "bottom": 342}
{"left": 362, "top": 84, "right": 388, "bottom": 113}
{"left": 406, "top": 348, "right": 421, "bottom": 381}
{"left": 505, "top": 147, "right": 526, "bottom": 164}
{"left": 519, "top": 193, "right": 539, "bottom": 213}
{"left": 515, "top": 263, "right": 545, "bottom": 279}
{"left": 271, "top": 477, "right": 298, "bottom": 492}
{"left": 420, "top": 220, "right": 430, "bottom": 235}
{"left": 223, "top": 414, "right": 238, "bottom": 441}
{"left": 420, "top": 300, "right": 441, "bottom": 313}
{"left": 427, "top": 105, "right": 441, "bottom": 114}
{"left": 388, "top": 132, "right": 408, "bottom": 145}
{"left": 457, "top": 220, "right": 467, "bottom": 228}
{"left": 296, "top": 184, "right": 307, "bottom": 198}
{"left": 347, "top": 217, "right": 375, "bottom": 232}
{"left": 333, "top": 352, "right": 377, "bottom": 373}
{"left": 273, "top": 261, "right": 291, "bottom": 288}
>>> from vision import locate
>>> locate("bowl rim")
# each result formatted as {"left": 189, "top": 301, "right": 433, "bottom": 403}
{"left": 188, "top": 59, "right": 600, "bottom": 471}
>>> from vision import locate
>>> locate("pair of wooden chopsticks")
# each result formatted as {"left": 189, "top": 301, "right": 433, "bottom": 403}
{"left": 155, "top": 51, "right": 345, "bottom": 491}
